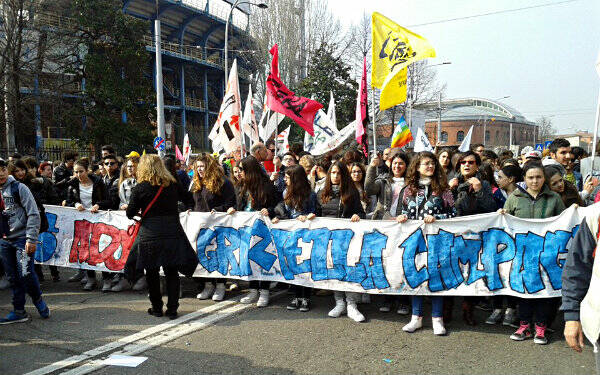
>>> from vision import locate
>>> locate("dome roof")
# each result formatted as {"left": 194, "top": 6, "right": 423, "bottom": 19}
{"left": 421, "top": 98, "right": 533, "bottom": 124}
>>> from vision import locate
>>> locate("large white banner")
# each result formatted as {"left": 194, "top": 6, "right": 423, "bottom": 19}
{"left": 37, "top": 204, "right": 593, "bottom": 297}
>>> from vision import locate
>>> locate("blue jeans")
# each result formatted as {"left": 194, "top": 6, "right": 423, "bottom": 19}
{"left": 0, "top": 238, "right": 42, "bottom": 311}
{"left": 412, "top": 296, "right": 444, "bottom": 318}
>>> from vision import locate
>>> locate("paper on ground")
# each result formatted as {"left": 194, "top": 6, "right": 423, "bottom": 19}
{"left": 103, "top": 354, "right": 148, "bottom": 367}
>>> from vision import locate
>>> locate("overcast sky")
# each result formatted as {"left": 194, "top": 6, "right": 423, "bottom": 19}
{"left": 328, "top": 0, "right": 600, "bottom": 134}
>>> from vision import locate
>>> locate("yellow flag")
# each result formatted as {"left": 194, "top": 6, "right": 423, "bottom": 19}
{"left": 371, "top": 12, "right": 436, "bottom": 110}
{"left": 142, "top": 149, "right": 146, "bottom": 156}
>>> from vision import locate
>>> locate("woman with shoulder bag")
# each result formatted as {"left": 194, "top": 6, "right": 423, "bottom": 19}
{"left": 125, "top": 155, "right": 199, "bottom": 319}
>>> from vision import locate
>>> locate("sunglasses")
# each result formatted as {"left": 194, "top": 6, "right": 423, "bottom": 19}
{"left": 460, "top": 160, "right": 476, "bottom": 165}
{"left": 104, "top": 162, "right": 117, "bottom": 166}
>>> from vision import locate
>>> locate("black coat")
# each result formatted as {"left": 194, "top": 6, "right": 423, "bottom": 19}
{"left": 192, "top": 179, "right": 236, "bottom": 212}
{"left": 29, "top": 176, "right": 60, "bottom": 205}
{"left": 318, "top": 188, "right": 366, "bottom": 219}
{"left": 125, "top": 181, "right": 198, "bottom": 277}
{"left": 103, "top": 174, "right": 120, "bottom": 210}
{"left": 53, "top": 163, "right": 72, "bottom": 200}
{"left": 66, "top": 175, "right": 112, "bottom": 210}
{"left": 453, "top": 172, "right": 497, "bottom": 216}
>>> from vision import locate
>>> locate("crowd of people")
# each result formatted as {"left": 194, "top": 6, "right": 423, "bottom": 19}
{"left": 0, "top": 139, "right": 596, "bottom": 352}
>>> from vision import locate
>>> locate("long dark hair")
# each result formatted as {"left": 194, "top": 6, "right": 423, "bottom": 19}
{"left": 349, "top": 162, "right": 368, "bottom": 203}
{"left": 405, "top": 151, "right": 449, "bottom": 196}
{"left": 478, "top": 162, "right": 497, "bottom": 189}
{"left": 436, "top": 147, "right": 454, "bottom": 173}
{"left": 284, "top": 165, "right": 312, "bottom": 211}
{"left": 320, "top": 161, "right": 357, "bottom": 205}
{"left": 239, "top": 156, "right": 271, "bottom": 209}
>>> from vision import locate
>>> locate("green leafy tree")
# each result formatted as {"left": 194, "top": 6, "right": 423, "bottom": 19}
{"left": 66, "top": 0, "right": 153, "bottom": 151}
{"left": 291, "top": 42, "right": 358, "bottom": 143}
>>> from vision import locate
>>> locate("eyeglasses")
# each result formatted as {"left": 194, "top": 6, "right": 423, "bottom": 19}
{"left": 460, "top": 160, "right": 476, "bottom": 165}
{"left": 104, "top": 162, "right": 117, "bottom": 166}
{"left": 268, "top": 148, "right": 275, "bottom": 152}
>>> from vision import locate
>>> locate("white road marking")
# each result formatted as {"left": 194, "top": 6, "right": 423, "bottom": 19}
{"left": 26, "top": 291, "right": 284, "bottom": 375}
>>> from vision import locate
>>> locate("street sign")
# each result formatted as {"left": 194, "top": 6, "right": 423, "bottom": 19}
{"left": 535, "top": 144, "right": 543, "bottom": 151}
{"left": 544, "top": 141, "right": 552, "bottom": 149}
{"left": 153, "top": 137, "right": 165, "bottom": 151}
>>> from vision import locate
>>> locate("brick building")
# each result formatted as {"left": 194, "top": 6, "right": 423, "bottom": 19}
{"left": 421, "top": 98, "right": 537, "bottom": 148}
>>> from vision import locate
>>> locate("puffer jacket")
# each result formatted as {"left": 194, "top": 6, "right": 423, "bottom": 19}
{"left": 274, "top": 190, "right": 321, "bottom": 219}
{"left": 400, "top": 184, "right": 456, "bottom": 220}
{"left": 364, "top": 165, "right": 401, "bottom": 219}
{"left": 318, "top": 187, "right": 365, "bottom": 219}
{"left": 504, "top": 185, "right": 566, "bottom": 219}
{"left": 453, "top": 172, "right": 497, "bottom": 216}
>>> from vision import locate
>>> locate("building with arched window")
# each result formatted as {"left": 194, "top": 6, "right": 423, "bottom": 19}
{"left": 420, "top": 98, "right": 537, "bottom": 148}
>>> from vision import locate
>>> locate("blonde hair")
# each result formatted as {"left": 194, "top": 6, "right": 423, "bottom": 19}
{"left": 191, "top": 153, "right": 225, "bottom": 194}
{"left": 136, "top": 154, "right": 176, "bottom": 187}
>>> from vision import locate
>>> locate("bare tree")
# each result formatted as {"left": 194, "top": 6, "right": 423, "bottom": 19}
{"left": 536, "top": 115, "right": 556, "bottom": 142}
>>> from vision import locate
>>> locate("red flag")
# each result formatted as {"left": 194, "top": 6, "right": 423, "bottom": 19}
{"left": 266, "top": 45, "right": 322, "bottom": 136}
{"left": 356, "top": 56, "right": 369, "bottom": 157}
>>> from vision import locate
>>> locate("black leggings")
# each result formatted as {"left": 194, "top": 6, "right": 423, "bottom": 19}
{"left": 146, "top": 267, "right": 180, "bottom": 312}
{"left": 294, "top": 285, "right": 311, "bottom": 299}
{"left": 86, "top": 270, "right": 112, "bottom": 280}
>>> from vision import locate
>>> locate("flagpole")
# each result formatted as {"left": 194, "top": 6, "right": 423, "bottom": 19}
{"left": 591, "top": 86, "right": 600, "bottom": 172}
{"left": 371, "top": 88, "right": 377, "bottom": 159}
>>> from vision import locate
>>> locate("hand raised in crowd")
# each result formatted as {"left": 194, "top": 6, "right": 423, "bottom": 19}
{"left": 448, "top": 178, "right": 459, "bottom": 189}
{"left": 583, "top": 178, "right": 596, "bottom": 194}
{"left": 396, "top": 214, "right": 408, "bottom": 223}
{"left": 273, "top": 156, "right": 282, "bottom": 169}
{"left": 227, "top": 207, "right": 236, "bottom": 215}
{"left": 350, "top": 214, "right": 360, "bottom": 222}
{"left": 90, "top": 204, "right": 100, "bottom": 213}
{"left": 564, "top": 320, "right": 585, "bottom": 353}
{"left": 424, "top": 215, "right": 436, "bottom": 224}
{"left": 270, "top": 171, "right": 279, "bottom": 181}
{"left": 467, "top": 177, "right": 482, "bottom": 192}
{"left": 370, "top": 155, "right": 381, "bottom": 168}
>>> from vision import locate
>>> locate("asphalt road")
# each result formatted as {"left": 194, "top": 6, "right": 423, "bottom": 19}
{"left": 0, "top": 269, "right": 595, "bottom": 375}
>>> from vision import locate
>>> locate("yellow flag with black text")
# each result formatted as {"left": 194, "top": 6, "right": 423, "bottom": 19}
{"left": 372, "top": 12, "right": 436, "bottom": 110}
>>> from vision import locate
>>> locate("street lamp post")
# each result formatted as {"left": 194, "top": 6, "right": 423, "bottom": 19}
{"left": 415, "top": 61, "right": 450, "bottom": 145}
{"left": 224, "top": 1, "right": 268, "bottom": 84}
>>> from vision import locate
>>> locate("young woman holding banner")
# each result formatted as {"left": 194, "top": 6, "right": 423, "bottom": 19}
{"left": 500, "top": 161, "right": 565, "bottom": 344}
{"left": 227, "top": 156, "right": 281, "bottom": 307}
{"left": 64, "top": 158, "right": 113, "bottom": 292}
{"left": 365, "top": 152, "right": 411, "bottom": 314}
{"left": 317, "top": 160, "right": 366, "bottom": 322}
{"left": 126, "top": 155, "right": 198, "bottom": 319}
{"left": 192, "top": 154, "right": 236, "bottom": 302}
{"left": 272, "top": 165, "right": 320, "bottom": 312}
{"left": 397, "top": 151, "right": 455, "bottom": 335}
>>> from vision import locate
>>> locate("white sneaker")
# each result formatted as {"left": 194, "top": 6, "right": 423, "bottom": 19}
{"left": 132, "top": 276, "right": 147, "bottom": 291}
{"left": 0, "top": 276, "right": 9, "bottom": 290}
{"left": 432, "top": 317, "right": 447, "bottom": 336}
{"left": 360, "top": 294, "right": 371, "bottom": 304}
{"left": 402, "top": 315, "right": 423, "bottom": 333}
{"left": 240, "top": 289, "right": 259, "bottom": 304}
{"left": 347, "top": 303, "right": 366, "bottom": 322}
{"left": 197, "top": 283, "right": 215, "bottom": 300}
{"left": 256, "top": 289, "right": 270, "bottom": 307}
{"left": 212, "top": 283, "right": 226, "bottom": 301}
{"left": 328, "top": 300, "right": 346, "bottom": 318}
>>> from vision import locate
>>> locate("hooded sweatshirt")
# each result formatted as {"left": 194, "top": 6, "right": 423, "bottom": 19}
{"left": 1, "top": 175, "right": 40, "bottom": 242}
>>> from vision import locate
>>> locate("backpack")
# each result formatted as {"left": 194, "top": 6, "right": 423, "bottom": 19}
{"left": 9, "top": 180, "right": 49, "bottom": 233}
